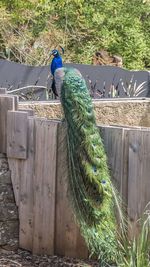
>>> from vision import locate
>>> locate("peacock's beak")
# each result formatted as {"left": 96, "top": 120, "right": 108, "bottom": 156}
{"left": 49, "top": 51, "right": 53, "bottom": 57}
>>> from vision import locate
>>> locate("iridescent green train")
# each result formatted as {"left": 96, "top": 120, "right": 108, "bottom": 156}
{"left": 58, "top": 67, "right": 118, "bottom": 265}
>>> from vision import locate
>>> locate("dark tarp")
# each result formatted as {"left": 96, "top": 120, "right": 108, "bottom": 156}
{"left": 0, "top": 59, "right": 149, "bottom": 100}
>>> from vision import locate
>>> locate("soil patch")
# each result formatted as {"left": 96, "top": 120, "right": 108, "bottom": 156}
{"left": 0, "top": 249, "right": 99, "bottom": 267}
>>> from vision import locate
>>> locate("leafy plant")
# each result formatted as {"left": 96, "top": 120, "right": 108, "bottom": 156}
{"left": 120, "top": 76, "right": 147, "bottom": 97}
{"left": 0, "top": 0, "right": 150, "bottom": 69}
{"left": 116, "top": 203, "right": 150, "bottom": 267}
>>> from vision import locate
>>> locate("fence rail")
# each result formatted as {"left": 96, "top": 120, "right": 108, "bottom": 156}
{"left": 0, "top": 93, "right": 150, "bottom": 258}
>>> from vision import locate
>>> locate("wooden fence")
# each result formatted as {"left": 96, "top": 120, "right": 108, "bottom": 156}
{"left": 0, "top": 91, "right": 150, "bottom": 258}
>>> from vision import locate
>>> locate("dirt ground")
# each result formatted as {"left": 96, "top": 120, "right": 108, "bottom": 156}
{"left": 0, "top": 249, "right": 99, "bottom": 267}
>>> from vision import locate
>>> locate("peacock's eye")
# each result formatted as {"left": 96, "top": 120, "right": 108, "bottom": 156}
{"left": 92, "top": 166, "right": 97, "bottom": 173}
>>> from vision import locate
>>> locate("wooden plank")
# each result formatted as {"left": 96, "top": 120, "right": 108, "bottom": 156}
{"left": 122, "top": 129, "right": 129, "bottom": 204}
{"left": 19, "top": 117, "right": 35, "bottom": 251}
{"left": 100, "top": 125, "right": 129, "bottom": 233}
{"left": 32, "top": 119, "right": 58, "bottom": 255}
{"left": 0, "top": 88, "right": 7, "bottom": 94}
{"left": 128, "top": 129, "right": 150, "bottom": 237}
{"left": 18, "top": 109, "right": 34, "bottom": 116}
{"left": 55, "top": 122, "right": 88, "bottom": 259}
{"left": 128, "top": 129, "right": 142, "bottom": 237}
{"left": 7, "top": 111, "right": 28, "bottom": 159}
{"left": 100, "top": 126, "right": 124, "bottom": 195}
{"left": 13, "top": 95, "right": 19, "bottom": 110}
{"left": 8, "top": 158, "right": 21, "bottom": 207}
{"left": 140, "top": 130, "right": 150, "bottom": 212}
{"left": 0, "top": 94, "right": 18, "bottom": 109}
{"left": 0, "top": 96, "right": 14, "bottom": 153}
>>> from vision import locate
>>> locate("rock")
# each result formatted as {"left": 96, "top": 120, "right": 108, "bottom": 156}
{"left": 0, "top": 171, "right": 12, "bottom": 184}
{"left": 0, "top": 185, "right": 15, "bottom": 203}
{"left": 0, "top": 221, "right": 19, "bottom": 246}
{"left": 0, "top": 157, "right": 9, "bottom": 173}
{"left": 0, "top": 204, "right": 18, "bottom": 221}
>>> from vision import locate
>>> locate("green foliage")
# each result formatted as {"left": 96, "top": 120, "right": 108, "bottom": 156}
{"left": 117, "top": 207, "right": 150, "bottom": 267}
{"left": 0, "top": 0, "right": 150, "bottom": 69}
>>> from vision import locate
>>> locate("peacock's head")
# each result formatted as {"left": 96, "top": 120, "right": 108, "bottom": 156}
{"left": 50, "top": 49, "right": 59, "bottom": 57}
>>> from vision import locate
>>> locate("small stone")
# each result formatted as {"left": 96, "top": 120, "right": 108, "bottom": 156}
{"left": 0, "top": 221, "right": 19, "bottom": 246}
{"left": 0, "top": 204, "right": 18, "bottom": 221}
{"left": 0, "top": 185, "right": 15, "bottom": 203}
{"left": 0, "top": 171, "right": 11, "bottom": 184}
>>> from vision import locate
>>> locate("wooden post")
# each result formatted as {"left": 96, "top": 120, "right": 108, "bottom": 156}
{"left": 7, "top": 111, "right": 28, "bottom": 159}
{"left": 18, "top": 109, "right": 34, "bottom": 116}
{"left": 8, "top": 158, "right": 21, "bottom": 207}
{"left": 32, "top": 119, "right": 58, "bottom": 255}
{"left": 19, "top": 117, "right": 35, "bottom": 251}
{"left": 128, "top": 129, "right": 150, "bottom": 238}
{"left": 55, "top": 122, "right": 88, "bottom": 259}
{"left": 0, "top": 96, "right": 15, "bottom": 153}
{"left": 7, "top": 116, "right": 150, "bottom": 256}
{"left": 0, "top": 88, "right": 7, "bottom": 94}
{"left": 100, "top": 126, "right": 127, "bottom": 198}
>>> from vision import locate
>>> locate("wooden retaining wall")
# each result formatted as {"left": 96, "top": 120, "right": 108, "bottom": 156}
{"left": 0, "top": 92, "right": 150, "bottom": 258}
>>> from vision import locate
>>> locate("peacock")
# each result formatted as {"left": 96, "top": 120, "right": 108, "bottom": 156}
{"left": 50, "top": 48, "right": 64, "bottom": 98}
{"left": 56, "top": 67, "right": 119, "bottom": 265}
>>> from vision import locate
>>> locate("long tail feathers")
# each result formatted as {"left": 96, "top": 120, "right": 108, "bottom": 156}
{"left": 60, "top": 68, "right": 120, "bottom": 264}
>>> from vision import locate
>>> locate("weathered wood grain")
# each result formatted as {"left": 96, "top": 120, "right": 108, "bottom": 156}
{"left": 128, "top": 129, "right": 150, "bottom": 237}
{"left": 100, "top": 126, "right": 124, "bottom": 194}
{"left": 55, "top": 122, "right": 88, "bottom": 259}
{"left": 18, "top": 109, "right": 34, "bottom": 116}
{"left": 32, "top": 119, "right": 58, "bottom": 255}
{"left": 0, "top": 96, "right": 14, "bottom": 153}
{"left": 7, "top": 111, "right": 28, "bottom": 159}
{"left": 8, "top": 158, "right": 21, "bottom": 207}
{"left": 19, "top": 117, "right": 35, "bottom": 251}
{"left": 5, "top": 116, "right": 150, "bottom": 256}
{"left": 0, "top": 88, "right": 7, "bottom": 94}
